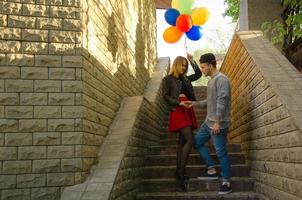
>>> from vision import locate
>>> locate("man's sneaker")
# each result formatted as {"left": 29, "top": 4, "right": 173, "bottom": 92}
{"left": 197, "top": 171, "right": 219, "bottom": 180}
{"left": 218, "top": 183, "right": 232, "bottom": 194}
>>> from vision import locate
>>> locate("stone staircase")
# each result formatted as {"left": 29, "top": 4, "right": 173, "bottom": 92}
{"left": 136, "top": 87, "right": 260, "bottom": 200}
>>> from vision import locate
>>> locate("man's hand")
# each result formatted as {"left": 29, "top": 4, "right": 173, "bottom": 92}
{"left": 211, "top": 121, "right": 220, "bottom": 134}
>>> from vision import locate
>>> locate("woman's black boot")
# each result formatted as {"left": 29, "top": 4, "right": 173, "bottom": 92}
{"left": 175, "top": 172, "right": 188, "bottom": 192}
{"left": 175, "top": 171, "right": 189, "bottom": 180}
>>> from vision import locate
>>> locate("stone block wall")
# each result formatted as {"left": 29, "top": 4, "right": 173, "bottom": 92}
{"left": 0, "top": 0, "right": 157, "bottom": 199}
{"left": 109, "top": 97, "right": 165, "bottom": 200}
{"left": 0, "top": 1, "right": 82, "bottom": 199}
{"left": 61, "top": 58, "right": 170, "bottom": 200}
{"left": 78, "top": 0, "right": 157, "bottom": 183}
{"left": 221, "top": 31, "right": 302, "bottom": 200}
{"left": 110, "top": 58, "right": 169, "bottom": 200}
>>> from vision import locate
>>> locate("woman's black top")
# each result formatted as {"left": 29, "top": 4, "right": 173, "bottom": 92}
{"left": 162, "top": 60, "right": 202, "bottom": 108}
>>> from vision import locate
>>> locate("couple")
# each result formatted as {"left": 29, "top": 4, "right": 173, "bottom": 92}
{"left": 162, "top": 53, "right": 232, "bottom": 195}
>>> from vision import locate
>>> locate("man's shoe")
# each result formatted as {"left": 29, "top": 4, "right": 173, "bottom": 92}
{"left": 218, "top": 183, "right": 232, "bottom": 194}
{"left": 197, "top": 171, "right": 219, "bottom": 180}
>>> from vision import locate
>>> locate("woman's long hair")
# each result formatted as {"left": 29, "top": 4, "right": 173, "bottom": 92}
{"left": 169, "top": 56, "right": 188, "bottom": 76}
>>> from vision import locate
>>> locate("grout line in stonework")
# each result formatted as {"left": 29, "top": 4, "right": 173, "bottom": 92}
{"left": 230, "top": 93, "right": 280, "bottom": 133}
{"left": 48, "top": 2, "right": 50, "bottom": 18}
{"left": 241, "top": 115, "right": 297, "bottom": 143}
{"left": 231, "top": 87, "right": 273, "bottom": 123}
{"left": 231, "top": 67, "right": 263, "bottom": 104}
{"left": 81, "top": 71, "right": 122, "bottom": 103}
{"left": 231, "top": 75, "right": 263, "bottom": 106}
{"left": 231, "top": 109, "right": 286, "bottom": 141}
{"left": 83, "top": 71, "right": 123, "bottom": 99}
{"left": 60, "top": 99, "right": 63, "bottom": 119}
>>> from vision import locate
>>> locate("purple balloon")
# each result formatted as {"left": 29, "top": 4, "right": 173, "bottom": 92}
{"left": 164, "top": 8, "right": 180, "bottom": 26}
{"left": 186, "top": 26, "right": 203, "bottom": 41}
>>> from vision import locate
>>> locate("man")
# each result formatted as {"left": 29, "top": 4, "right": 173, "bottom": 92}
{"left": 189, "top": 53, "right": 232, "bottom": 194}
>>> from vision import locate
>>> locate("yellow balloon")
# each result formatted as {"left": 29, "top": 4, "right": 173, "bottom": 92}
{"left": 191, "top": 7, "right": 210, "bottom": 26}
{"left": 171, "top": 0, "right": 180, "bottom": 10}
{"left": 163, "top": 26, "right": 183, "bottom": 43}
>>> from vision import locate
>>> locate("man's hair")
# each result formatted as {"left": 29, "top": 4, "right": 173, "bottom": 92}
{"left": 199, "top": 53, "right": 217, "bottom": 67}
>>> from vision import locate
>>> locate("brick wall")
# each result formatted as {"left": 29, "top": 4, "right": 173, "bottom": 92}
{"left": 0, "top": 0, "right": 157, "bottom": 199}
{"left": 221, "top": 31, "right": 302, "bottom": 200}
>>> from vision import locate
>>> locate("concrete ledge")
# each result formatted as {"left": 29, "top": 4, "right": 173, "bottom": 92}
{"left": 144, "top": 57, "right": 170, "bottom": 102}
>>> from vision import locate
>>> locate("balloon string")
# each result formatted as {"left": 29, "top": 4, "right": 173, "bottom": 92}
{"left": 184, "top": 36, "right": 187, "bottom": 52}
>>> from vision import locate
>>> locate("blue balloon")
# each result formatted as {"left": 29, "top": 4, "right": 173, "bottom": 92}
{"left": 186, "top": 26, "right": 203, "bottom": 41}
{"left": 164, "top": 8, "right": 180, "bottom": 26}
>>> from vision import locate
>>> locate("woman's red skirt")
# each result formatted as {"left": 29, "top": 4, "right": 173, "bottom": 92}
{"left": 168, "top": 96, "right": 198, "bottom": 132}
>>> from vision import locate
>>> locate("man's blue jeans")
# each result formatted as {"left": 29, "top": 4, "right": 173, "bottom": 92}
{"left": 195, "top": 122, "right": 231, "bottom": 181}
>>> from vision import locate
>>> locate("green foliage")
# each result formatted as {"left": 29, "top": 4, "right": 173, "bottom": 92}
{"left": 193, "top": 48, "right": 225, "bottom": 61}
{"left": 261, "top": 20, "right": 286, "bottom": 45}
{"left": 193, "top": 75, "right": 211, "bottom": 86}
{"left": 261, "top": 0, "right": 302, "bottom": 45}
{"left": 223, "top": 0, "right": 240, "bottom": 22}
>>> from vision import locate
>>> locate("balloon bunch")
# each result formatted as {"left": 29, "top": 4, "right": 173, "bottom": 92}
{"left": 163, "top": 0, "right": 210, "bottom": 43}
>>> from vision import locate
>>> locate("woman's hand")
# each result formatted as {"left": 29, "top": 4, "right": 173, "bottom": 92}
{"left": 180, "top": 101, "right": 195, "bottom": 108}
{"left": 186, "top": 52, "right": 194, "bottom": 62}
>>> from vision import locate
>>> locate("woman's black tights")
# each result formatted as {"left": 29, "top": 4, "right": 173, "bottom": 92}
{"left": 176, "top": 126, "right": 194, "bottom": 177}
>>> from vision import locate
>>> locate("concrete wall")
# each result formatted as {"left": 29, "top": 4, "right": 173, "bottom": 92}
{"left": 221, "top": 31, "right": 302, "bottom": 200}
{"left": 239, "top": 0, "right": 283, "bottom": 31}
{"left": 0, "top": 0, "right": 157, "bottom": 199}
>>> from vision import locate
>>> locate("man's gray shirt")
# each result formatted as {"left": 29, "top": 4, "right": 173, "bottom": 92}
{"left": 198, "top": 72, "right": 231, "bottom": 129}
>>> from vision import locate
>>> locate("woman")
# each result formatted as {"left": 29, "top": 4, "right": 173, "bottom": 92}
{"left": 162, "top": 55, "right": 202, "bottom": 191}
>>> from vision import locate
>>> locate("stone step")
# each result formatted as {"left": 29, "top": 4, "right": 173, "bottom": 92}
{"left": 146, "top": 153, "right": 246, "bottom": 166}
{"left": 158, "top": 138, "right": 235, "bottom": 146}
{"left": 159, "top": 132, "right": 195, "bottom": 140}
{"left": 136, "top": 191, "right": 259, "bottom": 200}
{"left": 143, "top": 165, "right": 249, "bottom": 179}
{"left": 140, "top": 177, "right": 254, "bottom": 193}
{"left": 149, "top": 144, "right": 242, "bottom": 155}
{"left": 159, "top": 138, "right": 182, "bottom": 145}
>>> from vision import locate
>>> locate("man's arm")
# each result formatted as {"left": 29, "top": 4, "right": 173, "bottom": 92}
{"left": 212, "top": 76, "right": 230, "bottom": 134}
{"left": 216, "top": 77, "right": 231, "bottom": 121}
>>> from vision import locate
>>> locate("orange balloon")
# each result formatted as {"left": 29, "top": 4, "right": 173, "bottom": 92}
{"left": 163, "top": 26, "right": 183, "bottom": 43}
{"left": 191, "top": 7, "right": 210, "bottom": 26}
